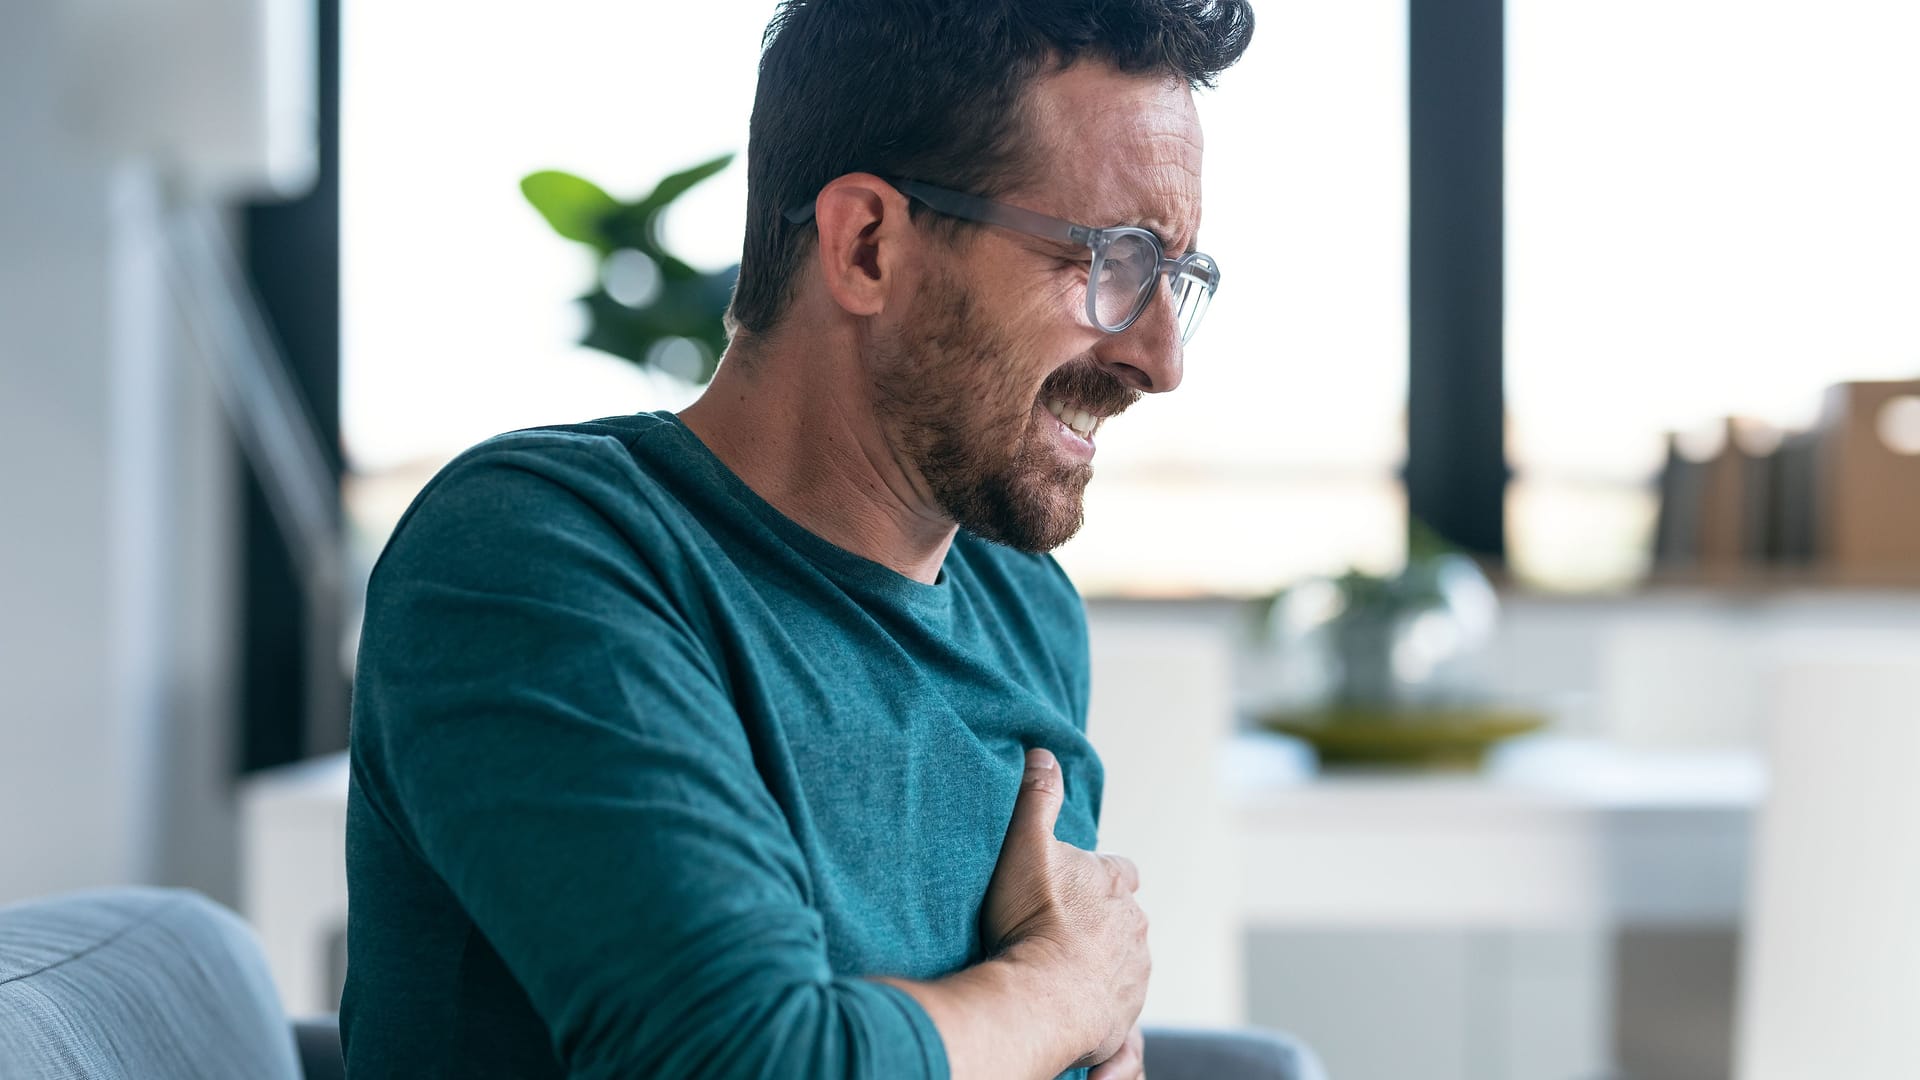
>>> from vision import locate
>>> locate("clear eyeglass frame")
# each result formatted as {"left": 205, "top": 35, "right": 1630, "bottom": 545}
{"left": 785, "top": 178, "right": 1220, "bottom": 344}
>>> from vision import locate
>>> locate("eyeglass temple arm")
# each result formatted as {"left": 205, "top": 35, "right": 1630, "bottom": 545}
{"left": 783, "top": 179, "right": 1093, "bottom": 248}
{"left": 892, "top": 180, "right": 1092, "bottom": 246}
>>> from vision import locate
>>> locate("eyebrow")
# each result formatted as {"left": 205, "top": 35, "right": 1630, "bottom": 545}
{"left": 1126, "top": 216, "right": 1194, "bottom": 253}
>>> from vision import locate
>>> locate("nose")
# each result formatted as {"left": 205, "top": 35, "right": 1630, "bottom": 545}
{"left": 1092, "top": 279, "right": 1185, "bottom": 394}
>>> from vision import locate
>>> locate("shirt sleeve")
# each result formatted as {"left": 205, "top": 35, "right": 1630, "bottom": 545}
{"left": 350, "top": 433, "right": 950, "bottom": 1080}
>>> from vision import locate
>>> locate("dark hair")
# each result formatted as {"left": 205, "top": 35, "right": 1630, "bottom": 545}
{"left": 726, "top": 0, "right": 1254, "bottom": 336}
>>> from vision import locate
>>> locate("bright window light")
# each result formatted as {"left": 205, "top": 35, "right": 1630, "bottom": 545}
{"left": 1507, "top": 0, "right": 1920, "bottom": 590}
{"left": 342, "top": 1, "right": 1409, "bottom": 596}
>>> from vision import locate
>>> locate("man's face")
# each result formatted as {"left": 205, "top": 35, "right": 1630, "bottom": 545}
{"left": 872, "top": 62, "right": 1203, "bottom": 553}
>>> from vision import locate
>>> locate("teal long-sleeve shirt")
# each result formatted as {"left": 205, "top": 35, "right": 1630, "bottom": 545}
{"left": 342, "top": 411, "right": 1103, "bottom": 1079}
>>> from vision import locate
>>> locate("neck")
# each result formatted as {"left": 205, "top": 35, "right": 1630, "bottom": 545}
{"left": 677, "top": 329, "right": 957, "bottom": 585}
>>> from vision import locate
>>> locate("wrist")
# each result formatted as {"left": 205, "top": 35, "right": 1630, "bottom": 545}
{"left": 991, "top": 938, "right": 1096, "bottom": 1062}
{"left": 876, "top": 945, "right": 1087, "bottom": 1080}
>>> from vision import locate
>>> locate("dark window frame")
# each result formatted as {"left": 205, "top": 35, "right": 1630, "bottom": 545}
{"left": 1407, "top": 0, "right": 1510, "bottom": 562}
{"left": 240, "top": 0, "right": 346, "bottom": 769}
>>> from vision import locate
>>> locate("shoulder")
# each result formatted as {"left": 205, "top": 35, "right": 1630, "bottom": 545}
{"left": 384, "top": 413, "right": 685, "bottom": 543}
{"left": 412, "top": 413, "right": 673, "bottom": 505}
{"left": 367, "top": 412, "right": 712, "bottom": 598}
{"left": 357, "top": 413, "right": 732, "bottom": 697}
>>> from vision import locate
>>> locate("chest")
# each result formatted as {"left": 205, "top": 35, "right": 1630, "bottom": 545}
{"left": 712, "top": 585, "right": 1102, "bottom": 978}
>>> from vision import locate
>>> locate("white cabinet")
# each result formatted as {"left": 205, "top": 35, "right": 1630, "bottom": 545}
{"left": 1232, "top": 733, "right": 1759, "bottom": 1080}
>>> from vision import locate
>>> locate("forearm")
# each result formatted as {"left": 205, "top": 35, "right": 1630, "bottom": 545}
{"left": 875, "top": 943, "right": 1088, "bottom": 1080}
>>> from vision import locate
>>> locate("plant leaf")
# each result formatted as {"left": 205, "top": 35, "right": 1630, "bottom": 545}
{"left": 574, "top": 264, "right": 738, "bottom": 383}
{"left": 596, "top": 208, "right": 663, "bottom": 256}
{"left": 635, "top": 153, "right": 736, "bottom": 217}
{"left": 654, "top": 253, "right": 702, "bottom": 282}
{"left": 520, "top": 171, "right": 619, "bottom": 250}
{"left": 1407, "top": 516, "right": 1460, "bottom": 563}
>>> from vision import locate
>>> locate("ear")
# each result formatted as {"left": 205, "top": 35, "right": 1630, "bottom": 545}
{"left": 808, "top": 173, "right": 917, "bottom": 319}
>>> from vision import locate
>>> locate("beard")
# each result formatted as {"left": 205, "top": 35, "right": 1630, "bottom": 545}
{"left": 870, "top": 274, "right": 1140, "bottom": 553}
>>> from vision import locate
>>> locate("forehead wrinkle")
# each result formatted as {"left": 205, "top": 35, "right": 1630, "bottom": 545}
{"left": 1081, "top": 91, "right": 1201, "bottom": 234}
{"left": 1021, "top": 63, "right": 1196, "bottom": 141}
{"left": 1006, "top": 61, "right": 1204, "bottom": 253}
{"left": 1108, "top": 148, "right": 1202, "bottom": 249}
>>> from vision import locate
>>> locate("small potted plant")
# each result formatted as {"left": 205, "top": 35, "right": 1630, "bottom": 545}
{"left": 1254, "top": 524, "right": 1545, "bottom": 768}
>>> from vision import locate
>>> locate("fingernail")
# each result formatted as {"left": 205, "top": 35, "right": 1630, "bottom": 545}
{"left": 1026, "top": 747, "right": 1057, "bottom": 770}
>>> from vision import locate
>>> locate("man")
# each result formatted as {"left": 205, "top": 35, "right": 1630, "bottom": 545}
{"left": 342, "top": 1, "right": 1251, "bottom": 1077}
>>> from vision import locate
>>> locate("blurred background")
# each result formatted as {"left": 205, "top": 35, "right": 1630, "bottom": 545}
{"left": 3, "top": 1, "right": 1917, "bottom": 1078}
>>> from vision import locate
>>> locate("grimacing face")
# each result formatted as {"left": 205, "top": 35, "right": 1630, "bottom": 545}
{"left": 871, "top": 269, "right": 1141, "bottom": 551}
{"left": 872, "top": 64, "right": 1202, "bottom": 552}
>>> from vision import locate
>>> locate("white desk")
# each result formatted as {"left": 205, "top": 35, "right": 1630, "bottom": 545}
{"left": 1231, "top": 732, "right": 1764, "bottom": 929}
{"left": 1228, "top": 733, "right": 1762, "bottom": 1080}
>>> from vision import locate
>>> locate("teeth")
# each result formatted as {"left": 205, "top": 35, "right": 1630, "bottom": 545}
{"left": 1044, "top": 399, "right": 1100, "bottom": 441}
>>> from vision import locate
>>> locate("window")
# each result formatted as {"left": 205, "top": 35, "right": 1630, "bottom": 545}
{"left": 342, "top": 1, "right": 1410, "bottom": 595}
{"left": 1059, "top": 0, "right": 1408, "bottom": 594}
{"left": 1506, "top": 0, "right": 1920, "bottom": 590}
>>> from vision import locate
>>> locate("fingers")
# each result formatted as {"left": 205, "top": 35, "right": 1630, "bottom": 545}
{"left": 1005, "top": 747, "right": 1065, "bottom": 843}
{"left": 1088, "top": 1025, "right": 1146, "bottom": 1080}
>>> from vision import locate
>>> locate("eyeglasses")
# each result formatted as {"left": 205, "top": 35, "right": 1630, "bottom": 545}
{"left": 784, "top": 178, "right": 1220, "bottom": 344}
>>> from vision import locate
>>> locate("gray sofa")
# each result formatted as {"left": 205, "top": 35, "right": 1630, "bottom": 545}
{"left": 0, "top": 887, "right": 1325, "bottom": 1079}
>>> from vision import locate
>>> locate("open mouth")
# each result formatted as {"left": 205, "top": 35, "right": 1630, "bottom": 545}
{"left": 1043, "top": 398, "right": 1106, "bottom": 441}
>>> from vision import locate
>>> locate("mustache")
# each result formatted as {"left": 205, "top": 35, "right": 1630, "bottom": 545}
{"left": 1039, "top": 360, "right": 1142, "bottom": 419}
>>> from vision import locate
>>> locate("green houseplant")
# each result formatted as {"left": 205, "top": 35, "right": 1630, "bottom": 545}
{"left": 1254, "top": 523, "right": 1544, "bottom": 767}
{"left": 520, "top": 154, "right": 738, "bottom": 383}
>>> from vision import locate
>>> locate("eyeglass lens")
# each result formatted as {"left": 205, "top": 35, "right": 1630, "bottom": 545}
{"left": 1092, "top": 232, "right": 1213, "bottom": 344}
{"left": 1171, "top": 268, "right": 1212, "bottom": 344}
{"left": 1093, "top": 232, "right": 1160, "bottom": 332}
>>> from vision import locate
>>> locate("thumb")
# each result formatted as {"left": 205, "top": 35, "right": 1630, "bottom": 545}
{"left": 1006, "top": 747, "right": 1066, "bottom": 844}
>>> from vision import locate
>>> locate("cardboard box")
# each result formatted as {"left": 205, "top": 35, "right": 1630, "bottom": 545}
{"left": 1816, "top": 380, "right": 1920, "bottom": 576}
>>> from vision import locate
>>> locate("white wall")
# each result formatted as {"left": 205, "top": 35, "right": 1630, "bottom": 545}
{"left": 0, "top": 3, "right": 241, "bottom": 907}
{"left": 1, "top": 0, "right": 136, "bottom": 902}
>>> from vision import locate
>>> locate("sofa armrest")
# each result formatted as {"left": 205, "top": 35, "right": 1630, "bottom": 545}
{"left": 1143, "top": 1026, "right": 1329, "bottom": 1080}
{"left": 287, "top": 1014, "right": 1325, "bottom": 1080}
{"left": 291, "top": 1016, "right": 343, "bottom": 1080}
